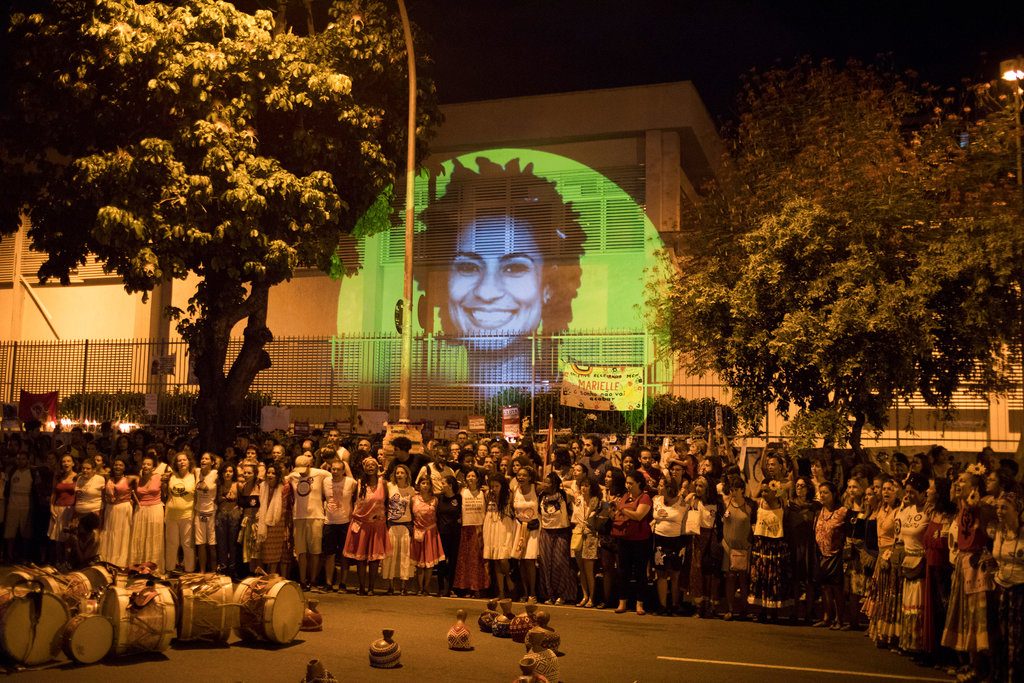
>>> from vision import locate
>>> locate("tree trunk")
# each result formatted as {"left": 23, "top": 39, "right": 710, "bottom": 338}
{"left": 191, "top": 283, "right": 273, "bottom": 453}
{"left": 849, "top": 411, "right": 866, "bottom": 458}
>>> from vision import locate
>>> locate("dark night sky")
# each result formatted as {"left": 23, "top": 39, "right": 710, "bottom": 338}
{"left": 409, "top": 0, "right": 1024, "bottom": 125}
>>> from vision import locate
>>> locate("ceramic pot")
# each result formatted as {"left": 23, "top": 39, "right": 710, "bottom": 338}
{"left": 526, "top": 632, "right": 560, "bottom": 682}
{"left": 478, "top": 599, "right": 499, "bottom": 633}
{"left": 510, "top": 602, "right": 538, "bottom": 643}
{"left": 369, "top": 628, "right": 401, "bottom": 668}
{"left": 300, "top": 599, "right": 323, "bottom": 632}
{"left": 447, "top": 608, "right": 473, "bottom": 651}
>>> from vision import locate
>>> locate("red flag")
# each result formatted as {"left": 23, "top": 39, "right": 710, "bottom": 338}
{"left": 19, "top": 390, "right": 58, "bottom": 423}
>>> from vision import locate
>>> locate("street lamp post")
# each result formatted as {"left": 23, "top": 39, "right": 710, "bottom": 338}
{"left": 1001, "top": 57, "right": 1023, "bottom": 189}
{"left": 397, "top": 0, "right": 416, "bottom": 422}
{"left": 1002, "top": 58, "right": 1024, "bottom": 462}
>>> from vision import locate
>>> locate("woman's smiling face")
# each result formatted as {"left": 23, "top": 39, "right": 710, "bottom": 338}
{"left": 447, "top": 216, "right": 546, "bottom": 342}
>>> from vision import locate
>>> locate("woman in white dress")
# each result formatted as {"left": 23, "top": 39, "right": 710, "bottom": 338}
{"left": 99, "top": 457, "right": 134, "bottom": 567}
{"left": 511, "top": 466, "right": 541, "bottom": 601}
{"left": 483, "top": 473, "right": 517, "bottom": 598}
{"left": 381, "top": 463, "right": 416, "bottom": 594}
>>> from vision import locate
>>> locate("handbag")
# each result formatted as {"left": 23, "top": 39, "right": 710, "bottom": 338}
{"left": 526, "top": 518, "right": 540, "bottom": 531}
{"left": 729, "top": 548, "right": 750, "bottom": 572}
{"left": 683, "top": 508, "right": 701, "bottom": 535}
{"left": 901, "top": 554, "right": 924, "bottom": 580}
{"left": 570, "top": 528, "right": 584, "bottom": 553}
{"left": 587, "top": 502, "right": 612, "bottom": 535}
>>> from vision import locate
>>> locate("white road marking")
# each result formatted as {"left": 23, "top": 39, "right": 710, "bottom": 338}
{"left": 656, "top": 656, "right": 950, "bottom": 681}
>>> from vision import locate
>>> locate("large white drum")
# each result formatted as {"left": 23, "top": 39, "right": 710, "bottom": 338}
{"left": 176, "top": 573, "right": 237, "bottom": 642}
{"left": 233, "top": 576, "right": 303, "bottom": 644}
{"left": 0, "top": 585, "right": 70, "bottom": 665}
{"left": 101, "top": 582, "right": 176, "bottom": 656}
{"left": 0, "top": 565, "right": 66, "bottom": 595}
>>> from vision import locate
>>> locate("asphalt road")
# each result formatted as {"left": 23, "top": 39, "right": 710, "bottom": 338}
{"left": 6, "top": 593, "right": 952, "bottom": 682}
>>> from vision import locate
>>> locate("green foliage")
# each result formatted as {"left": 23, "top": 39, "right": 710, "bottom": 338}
{"left": 59, "top": 389, "right": 273, "bottom": 426}
{"left": 643, "top": 394, "right": 738, "bottom": 436}
{"left": 0, "top": 0, "right": 440, "bottom": 449}
{"left": 2, "top": 0, "right": 438, "bottom": 297}
{"left": 477, "top": 387, "right": 735, "bottom": 439}
{"left": 650, "top": 59, "right": 1023, "bottom": 451}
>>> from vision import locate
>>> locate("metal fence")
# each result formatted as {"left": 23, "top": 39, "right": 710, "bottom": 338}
{"left": 1, "top": 334, "right": 1019, "bottom": 450}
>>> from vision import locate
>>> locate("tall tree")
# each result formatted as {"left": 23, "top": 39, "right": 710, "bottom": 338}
{"left": 0, "top": 0, "right": 441, "bottom": 450}
{"left": 920, "top": 78, "right": 1024, "bottom": 458}
{"left": 651, "top": 59, "right": 1020, "bottom": 453}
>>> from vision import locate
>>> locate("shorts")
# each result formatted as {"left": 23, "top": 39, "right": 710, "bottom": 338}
{"left": 194, "top": 511, "right": 216, "bottom": 545}
{"left": 294, "top": 518, "right": 324, "bottom": 555}
{"left": 4, "top": 506, "right": 31, "bottom": 540}
{"left": 653, "top": 534, "right": 686, "bottom": 572}
{"left": 323, "top": 523, "right": 348, "bottom": 556}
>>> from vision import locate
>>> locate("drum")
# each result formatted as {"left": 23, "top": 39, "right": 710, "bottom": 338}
{"left": 64, "top": 565, "right": 115, "bottom": 613}
{"left": 0, "top": 585, "right": 70, "bottom": 665}
{"left": 62, "top": 613, "right": 114, "bottom": 664}
{"left": 101, "top": 582, "right": 176, "bottom": 656}
{"left": 176, "top": 573, "right": 237, "bottom": 642}
{"left": 0, "top": 565, "right": 66, "bottom": 595}
{"left": 233, "top": 576, "right": 303, "bottom": 644}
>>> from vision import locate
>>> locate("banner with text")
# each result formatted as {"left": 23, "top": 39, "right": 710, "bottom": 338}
{"left": 560, "top": 364, "right": 644, "bottom": 412}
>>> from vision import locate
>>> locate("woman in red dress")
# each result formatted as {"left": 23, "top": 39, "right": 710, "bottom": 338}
{"left": 411, "top": 476, "right": 445, "bottom": 595}
{"left": 343, "top": 457, "right": 391, "bottom": 595}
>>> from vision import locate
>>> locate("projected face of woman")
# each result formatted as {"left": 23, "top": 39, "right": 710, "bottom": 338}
{"left": 447, "top": 216, "right": 548, "bottom": 342}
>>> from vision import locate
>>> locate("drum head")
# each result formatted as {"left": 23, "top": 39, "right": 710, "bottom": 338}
{"left": 100, "top": 586, "right": 123, "bottom": 623}
{"left": 268, "top": 581, "right": 304, "bottom": 643}
{"left": 1, "top": 592, "right": 70, "bottom": 665}
{"left": 66, "top": 615, "right": 114, "bottom": 664}
{"left": 82, "top": 566, "right": 114, "bottom": 591}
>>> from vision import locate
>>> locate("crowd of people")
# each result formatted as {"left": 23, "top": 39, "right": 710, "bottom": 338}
{"left": 0, "top": 423, "right": 1021, "bottom": 682}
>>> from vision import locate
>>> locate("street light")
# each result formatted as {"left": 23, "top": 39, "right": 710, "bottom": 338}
{"left": 1001, "top": 58, "right": 1024, "bottom": 464}
{"left": 1001, "top": 57, "right": 1023, "bottom": 188}
{"left": 397, "top": 0, "right": 416, "bottom": 422}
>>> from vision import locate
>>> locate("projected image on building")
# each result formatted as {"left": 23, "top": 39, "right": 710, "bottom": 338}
{"left": 335, "top": 148, "right": 664, "bottom": 409}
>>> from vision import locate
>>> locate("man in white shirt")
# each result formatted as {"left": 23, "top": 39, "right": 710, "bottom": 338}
{"left": 287, "top": 453, "right": 334, "bottom": 591}
{"left": 323, "top": 458, "right": 357, "bottom": 591}
{"left": 324, "top": 429, "right": 352, "bottom": 465}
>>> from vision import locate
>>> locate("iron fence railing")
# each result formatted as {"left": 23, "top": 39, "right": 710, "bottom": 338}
{"left": 0, "top": 334, "right": 1019, "bottom": 449}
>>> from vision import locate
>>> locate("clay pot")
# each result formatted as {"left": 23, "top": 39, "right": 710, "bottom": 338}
{"left": 492, "top": 599, "right": 514, "bottom": 638}
{"left": 510, "top": 602, "right": 538, "bottom": 643}
{"left": 516, "top": 652, "right": 551, "bottom": 683}
{"left": 302, "top": 658, "right": 338, "bottom": 683}
{"left": 530, "top": 610, "right": 561, "bottom": 654}
{"left": 478, "top": 599, "right": 499, "bottom": 633}
{"left": 369, "top": 629, "right": 401, "bottom": 668}
{"left": 526, "top": 631, "right": 560, "bottom": 682}
{"left": 447, "top": 608, "right": 473, "bottom": 651}
{"left": 300, "top": 599, "right": 324, "bottom": 632}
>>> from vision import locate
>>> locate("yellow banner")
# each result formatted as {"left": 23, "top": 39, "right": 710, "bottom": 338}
{"left": 560, "top": 363, "right": 644, "bottom": 412}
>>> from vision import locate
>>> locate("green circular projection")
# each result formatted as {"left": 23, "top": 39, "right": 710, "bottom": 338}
{"left": 336, "top": 148, "right": 664, "bottom": 338}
